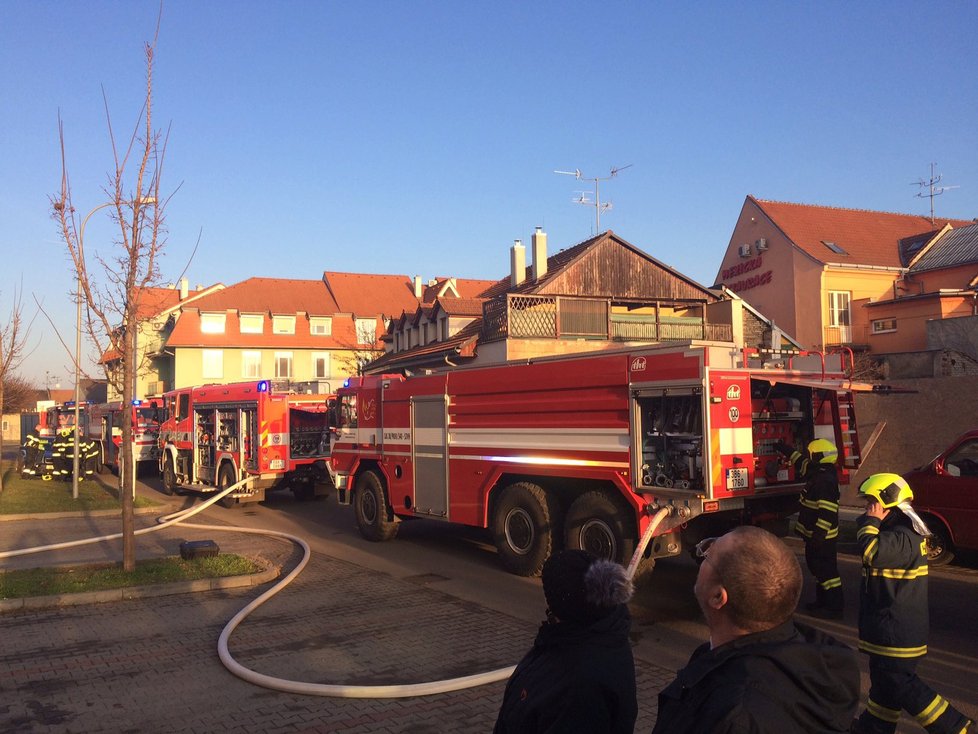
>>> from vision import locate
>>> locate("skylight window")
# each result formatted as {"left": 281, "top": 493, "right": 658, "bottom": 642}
{"left": 822, "top": 240, "right": 849, "bottom": 256}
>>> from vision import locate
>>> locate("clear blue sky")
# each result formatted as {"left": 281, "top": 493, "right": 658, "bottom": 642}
{"left": 2, "top": 1, "right": 976, "bottom": 388}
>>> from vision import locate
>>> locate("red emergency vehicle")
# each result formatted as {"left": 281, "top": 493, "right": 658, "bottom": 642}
{"left": 329, "top": 342, "right": 862, "bottom": 576}
{"left": 158, "top": 380, "right": 333, "bottom": 506}
{"left": 84, "top": 400, "right": 166, "bottom": 475}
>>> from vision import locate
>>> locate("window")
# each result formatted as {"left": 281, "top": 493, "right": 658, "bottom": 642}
{"left": 310, "top": 317, "right": 332, "bottom": 336}
{"left": 356, "top": 318, "right": 377, "bottom": 345}
{"left": 828, "top": 291, "right": 851, "bottom": 343}
{"left": 242, "top": 350, "right": 261, "bottom": 378}
{"left": 202, "top": 349, "right": 223, "bottom": 379}
{"left": 240, "top": 314, "right": 263, "bottom": 334}
{"left": 273, "top": 315, "right": 296, "bottom": 334}
{"left": 872, "top": 319, "right": 897, "bottom": 334}
{"left": 274, "top": 351, "right": 293, "bottom": 378}
{"left": 822, "top": 240, "right": 849, "bottom": 256}
{"left": 441, "top": 318, "right": 448, "bottom": 340}
{"left": 312, "top": 352, "right": 331, "bottom": 379}
{"left": 200, "top": 312, "right": 226, "bottom": 334}
{"left": 2, "top": 419, "right": 8, "bottom": 432}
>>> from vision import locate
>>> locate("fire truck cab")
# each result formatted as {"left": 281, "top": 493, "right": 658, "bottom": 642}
{"left": 158, "top": 380, "right": 334, "bottom": 506}
{"left": 84, "top": 400, "right": 166, "bottom": 475}
{"left": 329, "top": 342, "right": 861, "bottom": 576}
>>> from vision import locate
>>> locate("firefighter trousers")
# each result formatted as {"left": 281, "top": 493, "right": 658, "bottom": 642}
{"left": 856, "top": 654, "right": 971, "bottom": 734}
{"left": 804, "top": 536, "right": 843, "bottom": 612}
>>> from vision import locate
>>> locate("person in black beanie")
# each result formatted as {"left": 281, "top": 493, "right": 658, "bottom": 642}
{"left": 493, "top": 549, "right": 637, "bottom": 734}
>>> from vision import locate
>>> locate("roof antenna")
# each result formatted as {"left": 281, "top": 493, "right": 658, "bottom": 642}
{"left": 554, "top": 164, "right": 633, "bottom": 234}
{"left": 912, "top": 163, "right": 958, "bottom": 225}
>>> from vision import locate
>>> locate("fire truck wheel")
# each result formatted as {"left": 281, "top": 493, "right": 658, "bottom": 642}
{"left": 354, "top": 471, "right": 398, "bottom": 541}
{"left": 162, "top": 456, "right": 177, "bottom": 496}
{"left": 492, "top": 482, "right": 560, "bottom": 577}
{"left": 564, "top": 491, "right": 637, "bottom": 566}
{"left": 218, "top": 464, "right": 240, "bottom": 508}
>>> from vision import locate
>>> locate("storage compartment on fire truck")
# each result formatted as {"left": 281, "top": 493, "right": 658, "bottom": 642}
{"left": 635, "top": 388, "right": 705, "bottom": 491}
{"left": 196, "top": 409, "right": 216, "bottom": 469}
{"left": 289, "top": 407, "right": 329, "bottom": 458}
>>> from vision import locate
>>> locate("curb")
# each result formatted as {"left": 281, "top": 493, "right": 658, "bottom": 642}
{"left": 0, "top": 560, "right": 282, "bottom": 614}
{"left": 0, "top": 505, "right": 163, "bottom": 522}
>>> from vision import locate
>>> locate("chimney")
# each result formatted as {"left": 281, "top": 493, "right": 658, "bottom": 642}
{"left": 179, "top": 277, "right": 189, "bottom": 300}
{"left": 414, "top": 275, "right": 423, "bottom": 298}
{"left": 510, "top": 239, "right": 526, "bottom": 287}
{"left": 531, "top": 227, "right": 547, "bottom": 281}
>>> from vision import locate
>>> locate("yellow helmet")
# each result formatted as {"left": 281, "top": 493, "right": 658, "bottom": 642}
{"left": 807, "top": 438, "right": 838, "bottom": 465}
{"left": 859, "top": 473, "right": 913, "bottom": 508}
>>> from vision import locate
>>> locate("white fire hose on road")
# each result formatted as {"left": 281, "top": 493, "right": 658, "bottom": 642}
{"left": 0, "top": 481, "right": 672, "bottom": 698}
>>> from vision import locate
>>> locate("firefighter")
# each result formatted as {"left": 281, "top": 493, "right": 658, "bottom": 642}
{"left": 21, "top": 425, "right": 47, "bottom": 478}
{"left": 80, "top": 434, "right": 99, "bottom": 478}
{"left": 776, "top": 437, "right": 843, "bottom": 619}
{"left": 852, "top": 473, "right": 972, "bottom": 734}
{"left": 50, "top": 422, "right": 74, "bottom": 480}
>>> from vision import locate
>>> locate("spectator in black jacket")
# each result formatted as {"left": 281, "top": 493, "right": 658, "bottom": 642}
{"left": 852, "top": 473, "right": 971, "bottom": 734}
{"left": 652, "top": 526, "right": 859, "bottom": 733}
{"left": 494, "top": 549, "right": 637, "bottom": 734}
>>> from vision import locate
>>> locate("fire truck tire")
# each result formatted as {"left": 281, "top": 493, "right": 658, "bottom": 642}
{"left": 354, "top": 471, "right": 398, "bottom": 541}
{"left": 492, "top": 482, "right": 559, "bottom": 577}
{"left": 564, "top": 491, "right": 637, "bottom": 567}
{"left": 162, "top": 456, "right": 178, "bottom": 496}
{"left": 218, "top": 464, "right": 240, "bottom": 508}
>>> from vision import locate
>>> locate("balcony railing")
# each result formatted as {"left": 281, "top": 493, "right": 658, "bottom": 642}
{"left": 482, "top": 294, "right": 732, "bottom": 343}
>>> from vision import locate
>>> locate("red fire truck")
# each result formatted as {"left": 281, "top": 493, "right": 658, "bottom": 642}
{"left": 329, "top": 342, "right": 863, "bottom": 576}
{"left": 84, "top": 400, "right": 166, "bottom": 475}
{"left": 157, "top": 380, "right": 333, "bottom": 506}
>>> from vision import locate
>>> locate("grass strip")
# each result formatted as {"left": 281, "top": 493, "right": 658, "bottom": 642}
{"left": 0, "top": 554, "right": 263, "bottom": 599}
{"left": 0, "top": 464, "right": 157, "bottom": 514}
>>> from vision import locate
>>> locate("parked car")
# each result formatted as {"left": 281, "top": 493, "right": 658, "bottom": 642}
{"left": 903, "top": 430, "right": 978, "bottom": 565}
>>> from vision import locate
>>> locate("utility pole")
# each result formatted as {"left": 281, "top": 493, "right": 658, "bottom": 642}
{"left": 555, "top": 165, "right": 633, "bottom": 233}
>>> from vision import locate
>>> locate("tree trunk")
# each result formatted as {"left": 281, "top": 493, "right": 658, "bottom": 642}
{"left": 121, "top": 325, "right": 136, "bottom": 572}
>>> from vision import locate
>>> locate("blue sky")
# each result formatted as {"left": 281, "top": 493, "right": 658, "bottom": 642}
{"left": 2, "top": 1, "right": 977, "bottom": 388}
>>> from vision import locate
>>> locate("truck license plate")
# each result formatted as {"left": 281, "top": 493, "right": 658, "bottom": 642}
{"left": 726, "top": 468, "right": 749, "bottom": 490}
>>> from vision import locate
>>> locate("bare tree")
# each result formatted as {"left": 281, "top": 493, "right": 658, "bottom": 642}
{"left": 2, "top": 375, "right": 36, "bottom": 414}
{"left": 0, "top": 285, "right": 31, "bottom": 493}
{"left": 51, "top": 24, "right": 168, "bottom": 571}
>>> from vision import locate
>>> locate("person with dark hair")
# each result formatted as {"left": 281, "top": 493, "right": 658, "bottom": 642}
{"left": 494, "top": 549, "right": 637, "bottom": 734}
{"left": 652, "top": 526, "right": 860, "bottom": 733}
{"left": 851, "top": 474, "right": 971, "bottom": 734}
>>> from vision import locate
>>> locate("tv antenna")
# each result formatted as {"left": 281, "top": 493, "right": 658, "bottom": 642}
{"left": 554, "top": 164, "right": 633, "bottom": 232}
{"left": 912, "top": 163, "right": 958, "bottom": 224}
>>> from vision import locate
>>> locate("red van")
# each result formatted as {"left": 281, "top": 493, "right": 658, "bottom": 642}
{"left": 903, "top": 430, "right": 978, "bottom": 565}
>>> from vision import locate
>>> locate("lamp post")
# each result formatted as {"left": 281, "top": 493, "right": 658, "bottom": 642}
{"left": 71, "top": 197, "right": 155, "bottom": 500}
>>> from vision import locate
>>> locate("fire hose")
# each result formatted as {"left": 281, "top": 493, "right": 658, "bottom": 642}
{"left": 0, "top": 481, "right": 672, "bottom": 698}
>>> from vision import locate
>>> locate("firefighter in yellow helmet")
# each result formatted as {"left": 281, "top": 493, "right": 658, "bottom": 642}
{"left": 852, "top": 473, "right": 971, "bottom": 734}
{"left": 776, "top": 437, "right": 843, "bottom": 619}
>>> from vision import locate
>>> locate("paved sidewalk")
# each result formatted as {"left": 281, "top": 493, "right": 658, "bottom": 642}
{"left": 0, "top": 505, "right": 674, "bottom": 732}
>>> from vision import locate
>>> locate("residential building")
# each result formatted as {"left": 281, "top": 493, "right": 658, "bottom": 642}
{"left": 369, "top": 228, "right": 788, "bottom": 374}
{"left": 714, "top": 196, "right": 972, "bottom": 351}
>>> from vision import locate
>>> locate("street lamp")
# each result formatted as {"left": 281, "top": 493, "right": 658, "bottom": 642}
{"left": 71, "top": 197, "right": 156, "bottom": 500}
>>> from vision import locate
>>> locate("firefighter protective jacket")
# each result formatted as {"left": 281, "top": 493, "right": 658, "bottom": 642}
{"left": 792, "top": 457, "right": 840, "bottom": 544}
{"left": 24, "top": 431, "right": 46, "bottom": 450}
{"left": 51, "top": 428, "right": 76, "bottom": 458}
{"left": 856, "top": 511, "right": 929, "bottom": 658}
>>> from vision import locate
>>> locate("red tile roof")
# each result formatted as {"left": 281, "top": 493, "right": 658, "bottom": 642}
{"left": 132, "top": 284, "right": 219, "bottom": 319}
{"left": 753, "top": 197, "right": 974, "bottom": 268}
{"left": 166, "top": 309, "right": 368, "bottom": 349}
{"left": 421, "top": 277, "right": 496, "bottom": 301}
{"left": 183, "top": 277, "right": 339, "bottom": 315}
{"left": 323, "top": 272, "right": 421, "bottom": 317}
{"left": 433, "top": 297, "right": 486, "bottom": 317}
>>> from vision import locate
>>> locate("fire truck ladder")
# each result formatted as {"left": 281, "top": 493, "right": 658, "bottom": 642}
{"left": 836, "top": 391, "right": 861, "bottom": 470}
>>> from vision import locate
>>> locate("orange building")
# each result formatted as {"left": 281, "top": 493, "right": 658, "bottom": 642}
{"left": 714, "top": 196, "right": 973, "bottom": 352}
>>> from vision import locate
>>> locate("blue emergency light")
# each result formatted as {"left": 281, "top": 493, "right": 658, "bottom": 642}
{"left": 257, "top": 380, "right": 270, "bottom": 392}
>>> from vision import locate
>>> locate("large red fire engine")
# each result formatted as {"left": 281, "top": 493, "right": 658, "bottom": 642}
{"left": 158, "top": 380, "right": 333, "bottom": 506}
{"left": 329, "top": 342, "right": 863, "bottom": 576}
{"left": 84, "top": 400, "right": 166, "bottom": 475}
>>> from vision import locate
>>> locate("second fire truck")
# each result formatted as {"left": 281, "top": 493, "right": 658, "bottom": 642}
{"left": 84, "top": 400, "right": 166, "bottom": 475}
{"left": 158, "top": 380, "right": 333, "bottom": 506}
{"left": 329, "top": 341, "right": 864, "bottom": 576}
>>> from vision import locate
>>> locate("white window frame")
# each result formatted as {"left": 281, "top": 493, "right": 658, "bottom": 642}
{"left": 310, "top": 317, "right": 332, "bottom": 336}
{"left": 871, "top": 318, "right": 897, "bottom": 334}
{"left": 356, "top": 317, "right": 377, "bottom": 345}
{"left": 274, "top": 351, "right": 293, "bottom": 378}
{"left": 241, "top": 350, "right": 262, "bottom": 378}
{"left": 312, "top": 351, "right": 331, "bottom": 379}
{"left": 272, "top": 315, "right": 296, "bottom": 335}
{"left": 200, "top": 312, "right": 226, "bottom": 334}
{"left": 240, "top": 314, "right": 264, "bottom": 334}
{"left": 202, "top": 349, "right": 224, "bottom": 379}
{"left": 828, "top": 291, "right": 851, "bottom": 327}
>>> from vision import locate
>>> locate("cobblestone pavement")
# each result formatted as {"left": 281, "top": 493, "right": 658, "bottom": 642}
{"left": 1, "top": 544, "right": 673, "bottom": 732}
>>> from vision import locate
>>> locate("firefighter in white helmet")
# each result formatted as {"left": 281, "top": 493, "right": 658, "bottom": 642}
{"left": 851, "top": 473, "right": 971, "bottom": 734}
{"left": 776, "top": 437, "right": 843, "bottom": 619}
